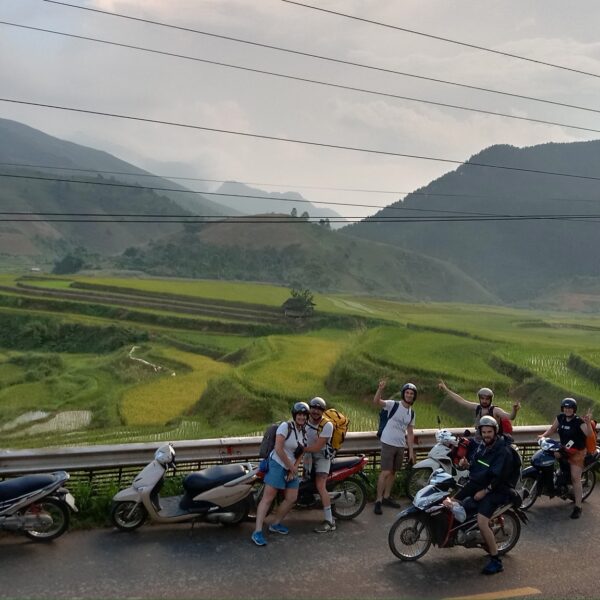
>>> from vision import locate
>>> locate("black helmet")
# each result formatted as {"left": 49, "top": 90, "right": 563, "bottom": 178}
{"left": 309, "top": 397, "right": 327, "bottom": 410}
{"left": 401, "top": 383, "right": 418, "bottom": 401}
{"left": 560, "top": 398, "right": 577, "bottom": 412}
{"left": 292, "top": 401, "right": 310, "bottom": 417}
{"left": 478, "top": 415, "right": 499, "bottom": 433}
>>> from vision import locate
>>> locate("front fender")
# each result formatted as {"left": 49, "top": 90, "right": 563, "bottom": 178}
{"left": 397, "top": 504, "right": 420, "bottom": 519}
{"left": 412, "top": 458, "right": 446, "bottom": 471}
{"left": 113, "top": 487, "right": 141, "bottom": 503}
{"left": 521, "top": 466, "right": 539, "bottom": 479}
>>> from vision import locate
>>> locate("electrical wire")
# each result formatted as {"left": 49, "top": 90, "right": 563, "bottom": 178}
{"left": 33, "top": 2, "right": 600, "bottom": 116}
{"left": 5, "top": 96, "right": 600, "bottom": 184}
{"left": 280, "top": 0, "right": 600, "bottom": 80}
{"left": 4, "top": 21, "right": 600, "bottom": 135}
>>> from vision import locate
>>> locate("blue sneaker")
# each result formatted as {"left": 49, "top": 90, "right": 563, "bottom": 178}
{"left": 251, "top": 531, "right": 267, "bottom": 546}
{"left": 268, "top": 523, "right": 289, "bottom": 535}
{"left": 482, "top": 556, "right": 503, "bottom": 575}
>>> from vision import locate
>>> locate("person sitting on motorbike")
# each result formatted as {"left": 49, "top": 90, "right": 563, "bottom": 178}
{"left": 252, "top": 402, "right": 308, "bottom": 546}
{"left": 538, "top": 398, "right": 593, "bottom": 519}
{"left": 438, "top": 380, "right": 520, "bottom": 434}
{"left": 454, "top": 415, "right": 513, "bottom": 575}
{"left": 303, "top": 396, "right": 336, "bottom": 533}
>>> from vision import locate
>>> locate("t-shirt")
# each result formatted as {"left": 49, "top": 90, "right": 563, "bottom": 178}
{"left": 557, "top": 414, "right": 587, "bottom": 450}
{"left": 306, "top": 419, "right": 334, "bottom": 457}
{"left": 380, "top": 400, "right": 415, "bottom": 447}
{"left": 271, "top": 421, "right": 306, "bottom": 468}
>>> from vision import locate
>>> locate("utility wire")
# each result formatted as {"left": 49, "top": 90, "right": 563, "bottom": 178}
{"left": 5, "top": 97, "right": 600, "bottom": 184}
{"left": 280, "top": 0, "right": 600, "bottom": 80}
{"left": 4, "top": 21, "right": 600, "bottom": 135}
{"left": 33, "top": 2, "right": 600, "bottom": 116}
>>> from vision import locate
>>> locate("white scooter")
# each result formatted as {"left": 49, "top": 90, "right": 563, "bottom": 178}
{"left": 110, "top": 444, "right": 257, "bottom": 531}
{"left": 407, "top": 430, "right": 470, "bottom": 499}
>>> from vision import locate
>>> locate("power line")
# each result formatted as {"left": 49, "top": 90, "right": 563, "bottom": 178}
{"left": 4, "top": 97, "right": 600, "bottom": 184}
{"left": 4, "top": 21, "right": 600, "bottom": 135}
{"left": 34, "top": 2, "right": 600, "bottom": 116}
{"left": 280, "top": 0, "right": 600, "bottom": 80}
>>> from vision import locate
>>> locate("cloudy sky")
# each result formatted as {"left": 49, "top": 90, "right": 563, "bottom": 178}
{"left": 2, "top": 0, "right": 600, "bottom": 218}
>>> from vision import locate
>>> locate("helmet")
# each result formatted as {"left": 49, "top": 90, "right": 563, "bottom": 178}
{"left": 560, "top": 397, "right": 577, "bottom": 412}
{"left": 478, "top": 415, "right": 499, "bottom": 433}
{"left": 309, "top": 397, "right": 327, "bottom": 410}
{"left": 292, "top": 401, "right": 310, "bottom": 417}
{"left": 477, "top": 387, "right": 494, "bottom": 400}
{"left": 401, "top": 383, "right": 418, "bottom": 401}
{"left": 435, "top": 430, "right": 458, "bottom": 446}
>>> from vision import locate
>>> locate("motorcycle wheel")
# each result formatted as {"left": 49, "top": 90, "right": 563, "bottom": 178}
{"left": 406, "top": 468, "right": 433, "bottom": 500}
{"left": 582, "top": 469, "right": 596, "bottom": 501}
{"left": 520, "top": 475, "right": 539, "bottom": 510}
{"left": 24, "top": 497, "right": 70, "bottom": 542}
{"left": 388, "top": 515, "right": 431, "bottom": 561}
{"left": 330, "top": 476, "right": 367, "bottom": 520}
{"left": 111, "top": 501, "right": 148, "bottom": 531}
{"left": 493, "top": 510, "right": 521, "bottom": 555}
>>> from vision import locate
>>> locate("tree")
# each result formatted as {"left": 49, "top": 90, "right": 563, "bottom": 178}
{"left": 281, "top": 287, "right": 315, "bottom": 317}
{"left": 52, "top": 253, "right": 84, "bottom": 275}
{"left": 300, "top": 211, "right": 310, "bottom": 220}
{"left": 290, "top": 207, "right": 298, "bottom": 218}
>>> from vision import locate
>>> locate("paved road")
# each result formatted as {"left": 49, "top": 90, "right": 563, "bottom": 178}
{"left": 1, "top": 494, "right": 598, "bottom": 599}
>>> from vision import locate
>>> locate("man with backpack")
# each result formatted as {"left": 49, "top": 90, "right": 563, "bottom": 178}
{"left": 373, "top": 379, "right": 416, "bottom": 515}
{"left": 303, "top": 396, "right": 336, "bottom": 533}
{"left": 438, "top": 380, "right": 520, "bottom": 434}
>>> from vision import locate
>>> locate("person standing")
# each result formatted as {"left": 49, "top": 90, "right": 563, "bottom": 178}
{"left": 373, "top": 379, "right": 416, "bottom": 515}
{"left": 251, "top": 402, "right": 308, "bottom": 546}
{"left": 539, "top": 398, "right": 592, "bottom": 519}
{"left": 303, "top": 396, "right": 336, "bottom": 533}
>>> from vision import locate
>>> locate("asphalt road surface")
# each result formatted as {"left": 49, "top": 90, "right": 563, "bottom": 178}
{"left": 1, "top": 493, "right": 598, "bottom": 599}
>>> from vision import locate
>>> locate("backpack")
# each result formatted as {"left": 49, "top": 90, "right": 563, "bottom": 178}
{"left": 586, "top": 419, "right": 598, "bottom": 454}
{"left": 475, "top": 404, "right": 512, "bottom": 434}
{"left": 504, "top": 440, "right": 523, "bottom": 489}
{"left": 318, "top": 408, "right": 349, "bottom": 453}
{"left": 376, "top": 402, "right": 414, "bottom": 439}
{"left": 258, "top": 421, "right": 292, "bottom": 459}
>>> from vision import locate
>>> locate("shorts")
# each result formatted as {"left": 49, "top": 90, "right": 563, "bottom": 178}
{"left": 455, "top": 482, "right": 510, "bottom": 519}
{"left": 567, "top": 448, "right": 586, "bottom": 468}
{"left": 380, "top": 442, "right": 405, "bottom": 472}
{"left": 264, "top": 457, "right": 300, "bottom": 490}
{"left": 311, "top": 453, "right": 331, "bottom": 475}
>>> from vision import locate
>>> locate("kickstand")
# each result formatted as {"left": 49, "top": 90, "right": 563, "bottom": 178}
{"left": 189, "top": 518, "right": 199, "bottom": 537}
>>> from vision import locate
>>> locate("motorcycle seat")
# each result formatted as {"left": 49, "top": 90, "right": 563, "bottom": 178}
{"left": 183, "top": 464, "right": 247, "bottom": 494}
{"left": 0, "top": 474, "right": 58, "bottom": 503}
{"left": 330, "top": 456, "right": 363, "bottom": 471}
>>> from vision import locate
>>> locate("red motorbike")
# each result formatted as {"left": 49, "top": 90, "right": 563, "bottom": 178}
{"left": 256, "top": 455, "right": 369, "bottom": 520}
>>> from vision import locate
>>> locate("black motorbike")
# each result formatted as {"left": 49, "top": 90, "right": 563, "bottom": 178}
{"left": 520, "top": 437, "right": 599, "bottom": 510}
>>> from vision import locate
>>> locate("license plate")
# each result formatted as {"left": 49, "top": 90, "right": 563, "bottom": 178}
{"left": 64, "top": 492, "right": 78, "bottom": 512}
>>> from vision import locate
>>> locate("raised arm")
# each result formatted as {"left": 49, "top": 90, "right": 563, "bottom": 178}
{"left": 438, "top": 379, "right": 477, "bottom": 409}
{"left": 373, "top": 379, "right": 388, "bottom": 408}
{"left": 581, "top": 408, "right": 593, "bottom": 438}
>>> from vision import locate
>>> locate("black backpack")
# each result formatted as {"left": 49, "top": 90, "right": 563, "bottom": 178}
{"left": 258, "top": 421, "right": 292, "bottom": 458}
{"left": 376, "top": 402, "right": 413, "bottom": 439}
{"left": 504, "top": 439, "right": 523, "bottom": 489}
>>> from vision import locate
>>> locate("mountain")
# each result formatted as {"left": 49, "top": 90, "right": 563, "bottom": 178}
{"left": 345, "top": 140, "right": 600, "bottom": 304}
{"left": 213, "top": 182, "right": 346, "bottom": 228}
{"left": 117, "top": 216, "right": 498, "bottom": 303}
{"left": 0, "top": 118, "right": 237, "bottom": 256}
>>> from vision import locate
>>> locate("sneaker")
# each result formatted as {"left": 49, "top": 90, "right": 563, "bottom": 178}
{"left": 570, "top": 506, "right": 582, "bottom": 519}
{"left": 268, "top": 523, "right": 290, "bottom": 535}
{"left": 314, "top": 520, "right": 336, "bottom": 533}
{"left": 481, "top": 557, "right": 504, "bottom": 575}
{"left": 382, "top": 497, "right": 401, "bottom": 508}
{"left": 374, "top": 501, "right": 382, "bottom": 515}
{"left": 251, "top": 531, "right": 267, "bottom": 546}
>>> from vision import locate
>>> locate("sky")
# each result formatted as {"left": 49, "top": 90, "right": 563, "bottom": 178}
{"left": 2, "top": 0, "right": 600, "bottom": 218}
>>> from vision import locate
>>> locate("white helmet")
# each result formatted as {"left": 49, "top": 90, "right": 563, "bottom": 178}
{"left": 435, "top": 430, "right": 458, "bottom": 446}
{"left": 477, "top": 387, "right": 494, "bottom": 399}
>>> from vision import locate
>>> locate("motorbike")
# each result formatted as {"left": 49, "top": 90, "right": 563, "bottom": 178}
{"left": 407, "top": 429, "right": 470, "bottom": 499}
{"left": 110, "top": 443, "right": 257, "bottom": 531}
{"left": 520, "top": 437, "right": 599, "bottom": 510}
{"left": 255, "top": 455, "right": 369, "bottom": 520}
{"left": 389, "top": 469, "right": 526, "bottom": 561}
{"left": 0, "top": 470, "right": 77, "bottom": 542}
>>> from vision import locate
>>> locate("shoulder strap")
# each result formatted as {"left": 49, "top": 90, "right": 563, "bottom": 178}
{"left": 389, "top": 401, "right": 400, "bottom": 419}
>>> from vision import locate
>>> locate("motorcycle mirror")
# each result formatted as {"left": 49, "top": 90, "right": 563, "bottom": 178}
{"left": 463, "top": 429, "right": 471, "bottom": 437}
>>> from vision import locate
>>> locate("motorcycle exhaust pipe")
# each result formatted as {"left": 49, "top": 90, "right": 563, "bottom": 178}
{"left": 205, "top": 511, "right": 239, "bottom": 524}
{"left": 0, "top": 513, "right": 53, "bottom": 531}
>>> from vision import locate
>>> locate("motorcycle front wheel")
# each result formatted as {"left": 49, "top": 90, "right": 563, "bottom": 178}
{"left": 520, "top": 475, "right": 539, "bottom": 510}
{"left": 406, "top": 468, "right": 433, "bottom": 500}
{"left": 388, "top": 515, "right": 431, "bottom": 561}
{"left": 24, "top": 497, "right": 70, "bottom": 542}
{"left": 330, "top": 476, "right": 367, "bottom": 520}
{"left": 111, "top": 501, "right": 148, "bottom": 531}
{"left": 582, "top": 469, "right": 596, "bottom": 501}
{"left": 493, "top": 510, "right": 521, "bottom": 555}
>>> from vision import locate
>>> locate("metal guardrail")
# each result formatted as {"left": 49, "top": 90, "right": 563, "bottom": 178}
{"left": 0, "top": 425, "right": 550, "bottom": 478}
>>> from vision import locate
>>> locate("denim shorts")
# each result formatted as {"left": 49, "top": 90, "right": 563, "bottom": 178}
{"left": 264, "top": 457, "right": 300, "bottom": 490}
